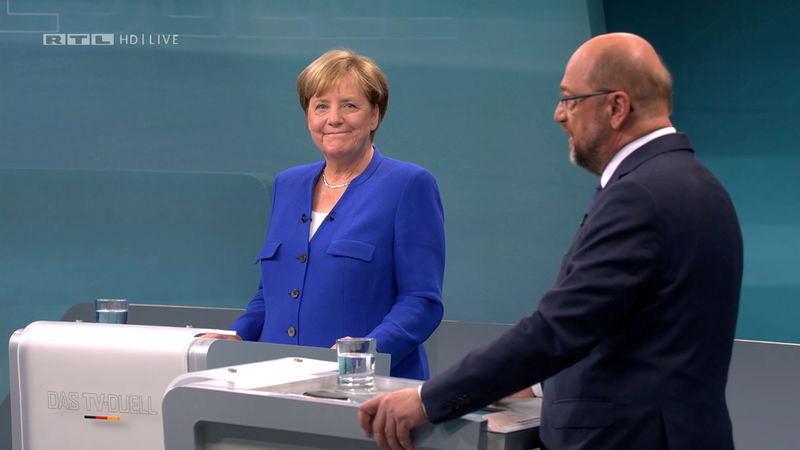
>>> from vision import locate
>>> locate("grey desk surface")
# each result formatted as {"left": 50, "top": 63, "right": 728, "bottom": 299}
{"left": 726, "top": 339, "right": 800, "bottom": 450}
{"left": 61, "top": 302, "right": 392, "bottom": 375}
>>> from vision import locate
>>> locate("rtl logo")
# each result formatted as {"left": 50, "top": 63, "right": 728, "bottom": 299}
{"left": 43, "top": 34, "right": 114, "bottom": 45}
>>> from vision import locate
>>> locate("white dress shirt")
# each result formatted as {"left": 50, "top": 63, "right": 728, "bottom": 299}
{"left": 601, "top": 127, "right": 677, "bottom": 188}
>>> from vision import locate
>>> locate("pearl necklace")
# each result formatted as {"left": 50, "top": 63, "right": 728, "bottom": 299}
{"left": 322, "top": 171, "right": 350, "bottom": 189}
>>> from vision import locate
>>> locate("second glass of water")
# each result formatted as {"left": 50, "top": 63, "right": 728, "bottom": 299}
{"left": 95, "top": 298, "right": 129, "bottom": 324}
{"left": 337, "top": 337, "right": 376, "bottom": 392}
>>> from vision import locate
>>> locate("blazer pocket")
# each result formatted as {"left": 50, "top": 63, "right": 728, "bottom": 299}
{"left": 326, "top": 239, "right": 375, "bottom": 262}
{"left": 254, "top": 241, "right": 281, "bottom": 264}
{"left": 550, "top": 399, "right": 614, "bottom": 429}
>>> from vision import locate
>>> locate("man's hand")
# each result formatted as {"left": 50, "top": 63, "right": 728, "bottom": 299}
{"left": 508, "top": 386, "right": 535, "bottom": 398}
{"left": 358, "top": 388, "right": 428, "bottom": 450}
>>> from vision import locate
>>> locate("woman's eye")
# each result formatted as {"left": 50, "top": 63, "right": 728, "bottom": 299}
{"left": 314, "top": 103, "right": 328, "bottom": 111}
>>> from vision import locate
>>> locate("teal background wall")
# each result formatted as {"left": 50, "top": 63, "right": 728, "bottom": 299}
{"left": 1, "top": 0, "right": 797, "bottom": 410}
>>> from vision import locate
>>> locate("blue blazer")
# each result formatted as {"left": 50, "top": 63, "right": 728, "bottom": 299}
{"left": 422, "top": 133, "right": 743, "bottom": 448}
{"left": 231, "top": 148, "right": 445, "bottom": 380}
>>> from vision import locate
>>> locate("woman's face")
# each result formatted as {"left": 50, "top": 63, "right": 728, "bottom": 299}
{"left": 306, "top": 75, "right": 379, "bottom": 161}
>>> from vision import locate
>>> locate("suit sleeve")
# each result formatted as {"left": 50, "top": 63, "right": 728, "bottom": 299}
{"left": 366, "top": 169, "right": 445, "bottom": 369}
{"left": 229, "top": 282, "right": 266, "bottom": 341}
{"left": 229, "top": 175, "right": 282, "bottom": 341}
{"left": 422, "top": 181, "right": 661, "bottom": 422}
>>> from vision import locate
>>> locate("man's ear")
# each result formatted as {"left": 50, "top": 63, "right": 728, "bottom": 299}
{"left": 608, "top": 91, "right": 633, "bottom": 129}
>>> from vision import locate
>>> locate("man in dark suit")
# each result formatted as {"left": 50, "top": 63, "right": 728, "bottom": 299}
{"left": 358, "top": 32, "right": 743, "bottom": 450}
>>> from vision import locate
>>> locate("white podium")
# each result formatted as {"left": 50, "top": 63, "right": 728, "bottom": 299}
{"left": 162, "top": 357, "right": 541, "bottom": 449}
{"left": 8, "top": 321, "right": 231, "bottom": 450}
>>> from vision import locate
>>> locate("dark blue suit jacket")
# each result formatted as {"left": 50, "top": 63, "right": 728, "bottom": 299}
{"left": 231, "top": 148, "right": 445, "bottom": 379}
{"left": 422, "top": 133, "right": 743, "bottom": 449}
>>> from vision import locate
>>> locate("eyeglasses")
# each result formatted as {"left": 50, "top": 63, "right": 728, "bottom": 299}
{"left": 558, "top": 90, "right": 615, "bottom": 112}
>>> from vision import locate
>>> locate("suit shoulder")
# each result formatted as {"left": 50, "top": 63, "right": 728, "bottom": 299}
{"left": 626, "top": 149, "right": 722, "bottom": 191}
{"left": 274, "top": 161, "right": 323, "bottom": 184}
{"left": 377, "top": 156, "right": 436, "bottom": 180}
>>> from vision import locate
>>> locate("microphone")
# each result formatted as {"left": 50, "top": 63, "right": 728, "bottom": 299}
{"left": 580, "top": 213, "right": 588, "bottom": 227}
{"left": 327, "top": 210, "right": 335, "bottom": 221}
{"left": 300, "top": 213, "right": 310, "bottom": 223}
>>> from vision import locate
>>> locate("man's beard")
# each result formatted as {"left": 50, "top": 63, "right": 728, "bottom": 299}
{"left": 567, "top": 111, "right": 610, "bottom": 176}
{"left": 569, "top": 136, "right": 605, "bottom": 176}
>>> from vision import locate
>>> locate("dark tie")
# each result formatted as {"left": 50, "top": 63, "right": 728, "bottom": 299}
{"left": 589, "top": 183, "right": 603, "bottom": 208}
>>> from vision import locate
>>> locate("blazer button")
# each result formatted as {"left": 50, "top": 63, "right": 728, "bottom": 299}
{"left": 287, "top": 326, "right": 296, "bottom": 337}
{"left": 298, "top": 254, "right": 307, "bottom": 263}
{"left": 290, "top": 289, "right": 300, "bottom": 299}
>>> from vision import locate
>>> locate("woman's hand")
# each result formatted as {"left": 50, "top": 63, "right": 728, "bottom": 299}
{"left": 198, "top": 333, "right": 242, "bottom": 341}
{"left": 331, "top": 336, "right": 353, "bottom": 349}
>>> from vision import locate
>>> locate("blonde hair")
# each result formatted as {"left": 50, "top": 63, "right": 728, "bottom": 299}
{"left": 297, "top": 49, "right": 389, "bottom": 140}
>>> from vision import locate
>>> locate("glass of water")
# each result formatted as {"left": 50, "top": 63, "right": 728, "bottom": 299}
{"left": 95, "top": 298, "right": 129, "bottom": 324}
{"left": 337, "top": 337, "right": 376, "bottom": 392}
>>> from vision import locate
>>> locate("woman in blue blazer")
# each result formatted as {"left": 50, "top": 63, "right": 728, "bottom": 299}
{"left": 217, "top": 49, "right": 445, "bottom": 380}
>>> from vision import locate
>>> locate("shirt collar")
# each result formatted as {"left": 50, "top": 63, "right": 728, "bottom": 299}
{"left": 600, "top": 127, "right": 676, "bottom": 187}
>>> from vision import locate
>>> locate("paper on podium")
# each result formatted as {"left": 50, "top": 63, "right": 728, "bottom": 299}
{"left": 482, "top": 397, "right": 542, "bottom": 433}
